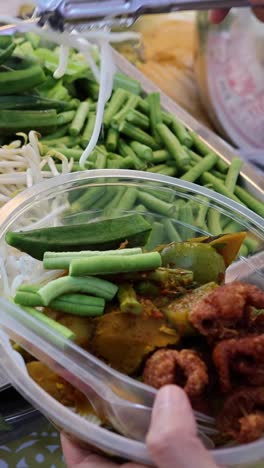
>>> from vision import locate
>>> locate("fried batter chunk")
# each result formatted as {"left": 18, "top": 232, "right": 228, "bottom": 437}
{"left": 189, "top": 282, "right": 264, "bottom": 340}
{"left": 218, "top": 387, "right": 264, "bottom": 443}
{"left": 143, "top": 348, "right": 208, "bottom": 398}
{"left": 213, "top": 334, "right": 264, "bottom": 392}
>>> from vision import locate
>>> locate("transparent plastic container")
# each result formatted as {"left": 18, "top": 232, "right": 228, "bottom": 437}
{"left": 0, "top": 169, "right": 263, "bottom": 467}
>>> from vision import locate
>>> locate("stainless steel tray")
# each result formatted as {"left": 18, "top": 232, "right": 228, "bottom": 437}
{"left": 113, "top": 49, "right": 264, "bottom": 201}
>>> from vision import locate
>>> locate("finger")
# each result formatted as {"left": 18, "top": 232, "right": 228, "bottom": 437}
{"left": 146, "top": 385, "right": 218, "bottom": 468}
{"left": 252, "top": 7, "right": 264, "bottom": 21}
{"left": 60, "top": 433, "right": 117, "bottom": 468}
{"left": 209, "top": 9, "right": 229, "bottom": 24}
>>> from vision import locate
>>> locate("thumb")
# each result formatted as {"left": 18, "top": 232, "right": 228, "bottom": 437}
{"left": 146, "top": 385, "right": 218, "bottom": 468}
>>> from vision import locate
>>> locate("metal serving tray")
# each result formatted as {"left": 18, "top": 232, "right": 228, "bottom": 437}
{"left": 0, "top": 31, "right": 263, "bottom": 394}
{"left": 113, "top": 49, "right": 264, "bottom": 200}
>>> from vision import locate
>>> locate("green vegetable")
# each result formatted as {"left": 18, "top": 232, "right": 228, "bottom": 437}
{"left": 156, "top": 123, "right": 190, "bottom": 167}
{"left": 103, "top": 88, "right": 128, "bottom": 127}
{"left": 180, "top": 153, "right": 218, "bottom": 182}
{"left": 6, "top": 214, "right": 152, "bottom": 260}
{"left": 43, "top": 247, "right": 143, "bottom": 270}
{"left": 137, "top": 191, "right": 175, "bottom": 217}
{"left": 126, "top": 109, "right": 149, "bottom": 130}
{"left": 0, "top": 95, "right": 76, "bottom": 111}
{"left": 161, "top": 242, "right": 226, "bottom": 284}
{"left": 148, "top": 92, "right": 162, "bottom": 142}
{"left": 0, "top": 63, "right": 45, "bottom": 95}
{"left": 69, "top": 101, "right": 89, "bottom": 136}
{"left": 225, "top": 158, "right": 243, "bottom": 193}
{"left": 113, "top": 73, "right": 141, "bottom": 95}
{"left": 119, "top": 121, "right": 159, "bottom": 149}
{"left": 38, "top": 275, "right": 118, "bottom": 305}
{"left": 0, "top": 42, "right": 16, "bottom": 66}
{"left": 70, "top": 252, "right": 162, "bottom": 276}
{"left": 21, "top": 305, "right": 76, "bottom": 340}
{"left": 171, "top": 117, "right": 193, "bottom": 148}
{"left": 81, "top": 112, "right": 96, "bottom": 148}
{"left": 234, "top": 186, "right": 264, "bottom": 218}
{"left": 117, "top": 283, "right": 142, "bottom": 315}
{"left": 145, "top": 221, "right": 165, "bottom": 250}
{"left": 0, "top": 109, "right": 57, "bottom": 135}
{"left": 106, "top": 127, "right": 119, "bottom": 152}
{"left": 50, "top": 294, "right": 105, "bottom": 316}
{"left": 130, "top": 141, "right": 153, "bottom": 162}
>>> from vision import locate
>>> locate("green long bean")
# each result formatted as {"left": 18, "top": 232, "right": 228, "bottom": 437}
{"left": 225, "top": 158, "right": 243, "bottom": 193}
{"left": 38, "top": 275, "right": 118, "bottom": 305}
{"left": 234, "top": 186, "right": 264, "bottom": 218}
{"left": 70, "top": 252, "right": 162, "bottom": 276}
{"left": 156, "top": 123, "right": 190, "bottom": 167}
{"left": 180, "top": 153, "right": 218, "bottom": 182}
{"left": 137, "top": 191, "right": 175, "bottom": 217}
{"left": 69, "top": 101, "right": 89, "bottom": 137}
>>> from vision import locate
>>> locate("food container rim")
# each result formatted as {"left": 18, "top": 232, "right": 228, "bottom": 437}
{"left": 0, "top": 169, "right": 263, "bottom": 236}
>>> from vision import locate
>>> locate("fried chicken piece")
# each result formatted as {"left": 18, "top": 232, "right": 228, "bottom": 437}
{"left": 189, "top": 282, "right": 264, "bottom": 340}
{"left": 213, "top": 334, "right": 264, "bottom": 392}
{"left": 143, "top": 348, "right": 208, "bottom": 398}
{"left": 218, "top": 387, "right": 264, "bottom": 443}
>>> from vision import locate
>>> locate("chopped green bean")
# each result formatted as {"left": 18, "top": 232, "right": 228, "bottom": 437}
{"left": 156, "top": 123, "right": 190, "bottom": 167}
{"left": 69, "top": 101, "right": 89, "bottom": 137}
{"left": 114, "top": 186, "right": 138, "bottom": 212}
{"left": 163, "top": 218, "right": 182, "bottom": 242}
{"left": 201, "top": 172, "right": 243, "bottom": 204}
{"left": 43, "top": 247, "right": 143, "bottom": 270}
{"left": 103, "top": 88, "right": 128, "bottom": 127}
{"left": 113, "top": 73, "right": 141, "bottom": 95}
{"left": 152, "top": 149, "right": 170, "bottom": 164}
{"left": 180, "top": 153, "right": 218, "bottom": 183}
{"left": 130, "top": 141, "right": 153, "bottom": 162}
{"left": 119, "top": 121, "right": 159, "bottom": 150}
{"left": 94, "top": 150, "right": 107, "bottom": 169}
{"left": 105, "top": 127, "right": 119, "bottom": 152}
{"left": 69, "top": 186, "right": 105, "bottom": 212}
{"left": 207, "top": 209, "right": 223, "bottom": 236}
{"left": 112, "top": 94, "right": 139, "bottom": 128}
{"left": 137, "top": 191, "right": 175, "bottom": 217}
{"left": 145, "top": 222, "right": 165, "bottom": 250}
{"left": 118, "top": 139, "right": 146, "bottom": 170}
{"left": 234, "top": 186, "right": 264, "bottom": 218}
{"left": 50, "top": 294, "right": 105, "bottom": 316}
{"left": 21, "top": 306, "right": 76, "bottom": 340}
{"left": 177, "top": 204, "right": 195, "bottom": 240}
{"left": 148, "top": 92, "right": 163, "bottom": 142}
{"left": 147, "top": 164, "right": 178, "bottom": 177}
{"left": 57, "top": 110, "right": 75, "bottom": 126}
{"left": 225, "top": 158, "right": 243, "bottom": 193}
{"left": 126, "top": 109, "right": 149, "bottom": 130}
{"left": 81, "top": 112, "right": 96, "bottom": 148}
{"left": 38, "top": 275, "right": 118, "bottom": 305}
{"left": 171, "top": 117, "right": 193, "bottom": 147}
{"left": 70, "top": 252, "right": 162, "bottom": 276}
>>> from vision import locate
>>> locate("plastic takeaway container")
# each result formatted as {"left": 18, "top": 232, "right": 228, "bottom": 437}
{"left": 0, "top": 169, "right": 263, "bottom": 468}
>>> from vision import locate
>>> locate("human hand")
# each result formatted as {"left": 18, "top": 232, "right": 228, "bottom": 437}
{"left": 210, "top": 0, "right": 264, "bottom": 23}
{"left": 61, "top": 385, "right": 220, "bottom": 468}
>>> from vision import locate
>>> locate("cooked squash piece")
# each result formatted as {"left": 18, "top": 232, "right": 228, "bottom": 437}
{"left": 26, "top": 361, "right": 87, "bottom": 409}
{"left": 44, "top": 309, "right": 95, "bottom": 349}
{"left": 91, "top": 312, "right": 179, "bottom": 374}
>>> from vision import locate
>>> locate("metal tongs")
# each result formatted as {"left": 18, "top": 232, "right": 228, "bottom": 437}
{"left": 0, "top": 298, "right": 216, "bottom": 445}
{"left": 35, "top": 0, "right": 261, "bottom": 30}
